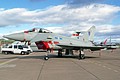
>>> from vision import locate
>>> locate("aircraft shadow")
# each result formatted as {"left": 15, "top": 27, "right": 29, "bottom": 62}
{"left": 0, "top": 54, "right": 99, "bottom": 60}
{"left": 18, "top": 55, "right": 100, "bottom": 60}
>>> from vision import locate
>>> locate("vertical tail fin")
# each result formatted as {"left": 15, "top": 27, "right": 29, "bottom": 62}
{"left": 88, "top": 26, "right": 96, "bottom": 41}
{"left": 71, "top": 26, "right": 96, "bottom": 42}
{"left": 103, "top": 39, "right": 108, "bottom": 45}
{"left": 81, "top": 26, "right": 96, "bottom": 42}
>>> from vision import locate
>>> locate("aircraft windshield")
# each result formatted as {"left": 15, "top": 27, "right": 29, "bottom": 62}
{"left": 28, "top": 28, "right": 52, "bottom": 33}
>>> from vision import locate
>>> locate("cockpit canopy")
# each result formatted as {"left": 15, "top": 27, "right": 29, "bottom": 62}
{"left": 26, "top": 28, "right": 52, "bottom": 33}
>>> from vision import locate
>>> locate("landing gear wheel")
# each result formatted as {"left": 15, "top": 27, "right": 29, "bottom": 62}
{"left": 58, "top": 53, "right": 62, "bottom": 57}
{"left": 79, "top": 54, "right": 85, "bottom": 59}
{"left": 58, "top": 49, "right": 62, "bottom": 57}
{"left": 79, "top": 50, "right": 85, "bottom": 60}
{"left": 44, "top": 56, "right": 49, "bottom": 60}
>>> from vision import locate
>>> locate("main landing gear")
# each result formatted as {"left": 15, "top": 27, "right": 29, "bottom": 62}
{"left": 43, "top": 49, "right": 85, "bottom": 60}
{"left": 79, "top": 50, "right": 85, "bottom": 60}
{"left": 65, "top": 49, "right": 85, "bottom": 60}
{"left": 58, "top": 49, "right": 62, "bottom": 57}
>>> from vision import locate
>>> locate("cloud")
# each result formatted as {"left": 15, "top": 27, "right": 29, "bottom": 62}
{"left": 94, "top": 24, "right": 120, "bottom": 42}
{"left": 0, "top": 4, "right": 119, "bottom": 27}
{"left": 0, "top": 3, "right": 120, "bottom": 41}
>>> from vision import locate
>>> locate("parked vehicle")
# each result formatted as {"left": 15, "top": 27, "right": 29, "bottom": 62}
{"left": 1, "top": 44, "right": 33, "bottom": 55}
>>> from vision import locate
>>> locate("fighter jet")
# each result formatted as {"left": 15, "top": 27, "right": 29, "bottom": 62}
{"left": 3, "top": 26, "right": 107, "bottom": 60}
{"left": 96, "top": 38, "right": 119, "bottom": 50}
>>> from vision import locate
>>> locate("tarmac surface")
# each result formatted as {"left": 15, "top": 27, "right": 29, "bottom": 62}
{"left": 0, "top": 49, "right": 120, "bottom": 80}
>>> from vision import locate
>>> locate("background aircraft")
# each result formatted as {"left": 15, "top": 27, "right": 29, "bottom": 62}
{"left": 3, "top": 26, "right": 107, "bottom": 60}
{"left": 95, "top": 38, "right": 119, "bottom": 49}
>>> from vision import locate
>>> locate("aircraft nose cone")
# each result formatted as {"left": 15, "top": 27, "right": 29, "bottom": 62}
{"left": 3, "top": 32, "right": 25, "bottom": 41}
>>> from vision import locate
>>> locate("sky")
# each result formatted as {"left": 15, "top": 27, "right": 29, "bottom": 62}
{"left": 0, "top": 0, "right": 120, "bottom": 43}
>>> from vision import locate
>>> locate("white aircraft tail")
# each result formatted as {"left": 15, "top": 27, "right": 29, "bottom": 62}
{"left": 71, "top": 26, "right": 96, "bottom": 42}
{"left": 87, "top": 26, "right": 96, "bottom": 41}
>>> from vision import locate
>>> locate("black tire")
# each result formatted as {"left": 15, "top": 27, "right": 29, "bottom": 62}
{"left": 21, "top": 51, "right": 25, "bottom": 55}
{"left": 79, "top": 54, "right": 85, "bottom": 60}
{"left": 58, "top": 49, "right": 62, "bottom": 57}
{"left": 4, "top": 52, "right": 8, "bottom": 55}
{"left": 58, "top": 53, "right": 62, "bottom": 57}
{"left": 44, "top": 56, "right": 49, "bottom": 60}
{"left": 81, "top": 54, "right": 85, "bottom": 59}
